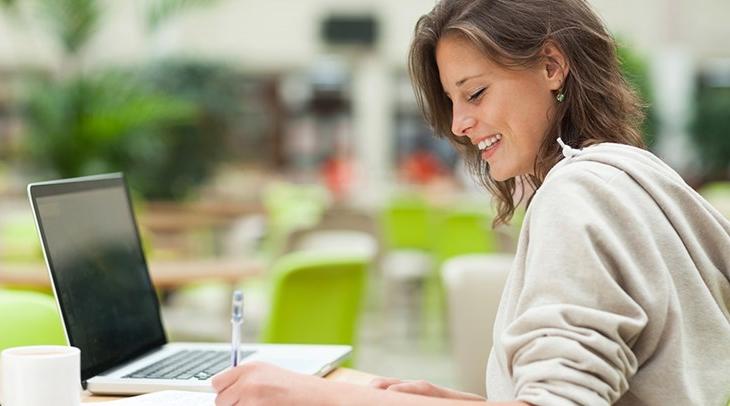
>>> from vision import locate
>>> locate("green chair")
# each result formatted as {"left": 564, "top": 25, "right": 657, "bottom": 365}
{"left": 380, "top": 194, "right": 432, "bottom": 251}
{"left": 0, "top": 290, "right": 66, "bottom": 352}
{"left": 423, "top": 205, "right": 497, "bottom": 345}
{"left": 259, "top": 251, "right": 369, "bottom": 362}
{"left": 430, "top": 207, "right": 497, "bottom": 265}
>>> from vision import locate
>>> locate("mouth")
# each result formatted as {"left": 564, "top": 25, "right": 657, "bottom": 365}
{"left": 477, "top": 134, "right": 502, "bottom": 159}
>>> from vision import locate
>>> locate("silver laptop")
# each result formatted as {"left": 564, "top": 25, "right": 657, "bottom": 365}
{"left": 28, "top": 173, "right": 351, "bottom": 395}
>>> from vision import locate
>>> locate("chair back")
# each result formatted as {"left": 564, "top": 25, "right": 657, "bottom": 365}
{"left": 431, "top": 207, "right": 496, "bottom": 265}
{"left": 442, "top": 254, "right": 513, "bottom": 396}
{"left": 380, "top": 196, "right": 432, "bottom": 251}
{"left": 260, "top": 251, "right": 369, "bottom": 347}
{"left": 0, "top": 290, "right": 66, "bottom": 352}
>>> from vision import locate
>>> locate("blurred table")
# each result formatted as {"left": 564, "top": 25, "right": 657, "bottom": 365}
{"left": 81, "top": 367, "right": 377, "bottom": 402}
{"left": 0, "top": 258, "right": 264, "bottom": 290}
{"left": 140, "top": 201, "right": 263, "bottom": 233}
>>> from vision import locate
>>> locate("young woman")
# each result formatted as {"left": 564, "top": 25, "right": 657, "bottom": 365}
{"left": 212, "top": 0, "right": 730, "bottom": 404}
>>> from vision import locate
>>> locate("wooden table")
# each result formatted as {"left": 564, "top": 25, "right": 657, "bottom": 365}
{"left": 0, "top": 258, "right": 265, "bottom": 290}
{"left": 82, "top": 367, "right": 377, "bottom": 402}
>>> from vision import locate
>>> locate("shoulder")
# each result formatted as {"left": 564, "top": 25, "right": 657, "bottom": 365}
{"left": 531, "top": 160, "right": 627, "bottom": 218}
{"left": 526, "top": 154, "right": 656, "bottom": 239}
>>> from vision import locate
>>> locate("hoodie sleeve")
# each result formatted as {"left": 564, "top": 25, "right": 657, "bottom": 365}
{"left": 504, "top": 163, "right": 654, "bottom": 406}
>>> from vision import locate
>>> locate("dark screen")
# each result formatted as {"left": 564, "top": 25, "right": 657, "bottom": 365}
{"left": 31, "top": 176, "right": 166, "bottom": 380}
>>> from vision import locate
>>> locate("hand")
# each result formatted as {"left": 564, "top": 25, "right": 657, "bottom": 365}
{"left": 370, "top": 377, "right": 485, "bottom": 401}
{"left": 212, "top": 361, "right": 327, "bottom": 406}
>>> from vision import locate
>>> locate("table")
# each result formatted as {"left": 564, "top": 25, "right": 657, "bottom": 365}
{"left": 82, "top": 367, "right": 377, "bottom": 402}
{"left": 0, "top": 258, "right": 264, "bottom": 290}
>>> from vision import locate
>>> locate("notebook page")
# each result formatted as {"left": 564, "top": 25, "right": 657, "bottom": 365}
{"left": 82, "top": 390, "right": 215, "bottom": 405}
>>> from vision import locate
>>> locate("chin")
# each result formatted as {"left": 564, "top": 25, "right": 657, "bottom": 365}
{"left": 488, "top": 167, "right": 512, "bottom": 182}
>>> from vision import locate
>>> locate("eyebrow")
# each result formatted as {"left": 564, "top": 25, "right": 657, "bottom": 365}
{"left": 455, "top": 73, "right": 485, "bottom": 87}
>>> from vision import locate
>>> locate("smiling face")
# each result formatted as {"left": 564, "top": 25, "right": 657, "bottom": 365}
{"left": 435, "top": 34, "right": 564, "bottom": 181}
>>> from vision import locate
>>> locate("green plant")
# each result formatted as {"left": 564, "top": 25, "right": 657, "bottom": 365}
{"left": 616, "top": 42, "right": 657, "bottom": 147}
{"left": 3, "top": 0, "right": 233, "bottom": 199}
{"left": 23, "top": 72, "right": 196, "bottom": 180}
{"left": 690, "top": 85, "right": 730, "bottom": 180}
{"left": 117, "top": 59, "right": 245, "bottom": 199}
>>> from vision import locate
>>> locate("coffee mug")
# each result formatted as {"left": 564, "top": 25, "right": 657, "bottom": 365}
{"left": 0, "top": 345, "right": 81, "bottom": 406}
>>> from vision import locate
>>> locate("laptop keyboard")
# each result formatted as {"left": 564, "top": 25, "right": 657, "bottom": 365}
{"left": 124, "top": 349, "right": 255, "bottom": 380}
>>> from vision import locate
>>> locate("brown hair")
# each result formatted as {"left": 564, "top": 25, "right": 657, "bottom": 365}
{"left": 409, "top": 0, "right": 646, "bottom": 226}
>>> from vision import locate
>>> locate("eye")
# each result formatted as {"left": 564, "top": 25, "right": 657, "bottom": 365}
{"left": 467, "top": 88, "right": 486, "bottom": 103}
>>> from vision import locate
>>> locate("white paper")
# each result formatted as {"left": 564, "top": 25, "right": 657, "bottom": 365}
{"left": 82, "top": 390, "right": 215, "bottom": 405}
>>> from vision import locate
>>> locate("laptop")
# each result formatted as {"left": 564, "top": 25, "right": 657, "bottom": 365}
{"left": 27, "top": 173, "right": 351, "bottom": 395}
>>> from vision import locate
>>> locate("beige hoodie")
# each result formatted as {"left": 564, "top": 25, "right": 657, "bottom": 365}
{"left": 485, "top": 143, "right": 730, "bottom": 405}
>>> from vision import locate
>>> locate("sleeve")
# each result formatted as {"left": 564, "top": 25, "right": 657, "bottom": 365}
{"left": 504, "top": 167, "right": 651, "bottom": 406}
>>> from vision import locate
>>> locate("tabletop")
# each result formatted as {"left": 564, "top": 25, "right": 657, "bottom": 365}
{"left": 81, "top": 367, "right": 378, "bottom": 402}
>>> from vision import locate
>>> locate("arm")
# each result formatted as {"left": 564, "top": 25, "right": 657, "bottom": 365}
{"left": 498, "top": 166, "right": 651, "bottom": 405}
{"left": 212, "top": 362, "right": 532, "bottom": 406}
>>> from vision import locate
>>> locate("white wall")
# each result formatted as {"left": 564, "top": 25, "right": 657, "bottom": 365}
{"left": 2, "top": 0, "right": 728, "bottom": 71}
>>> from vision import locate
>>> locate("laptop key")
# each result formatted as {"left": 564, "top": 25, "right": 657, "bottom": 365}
{"left": 125, "top": 350, "right": 233, "bottom": 380}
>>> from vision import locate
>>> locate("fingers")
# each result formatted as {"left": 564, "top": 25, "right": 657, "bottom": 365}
{"left": 215, "top": 384, "right": 241, "bottom": 406}
{"left": 369, "top": 377, "right": 403, "bottom": 389}
{"left": 212, "top": 366, "right": 245, "bottom": 393}
{"left": 385, "top": 380, "right": 436, "bottom": 396}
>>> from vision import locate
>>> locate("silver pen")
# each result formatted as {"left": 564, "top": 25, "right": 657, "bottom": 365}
{"left": 231, "top": 290, "right": 243, "bottom": 367}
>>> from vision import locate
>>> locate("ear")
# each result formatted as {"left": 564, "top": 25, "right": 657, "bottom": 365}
{"left": 541, "top": 42, "right": 570, "bottom": 91}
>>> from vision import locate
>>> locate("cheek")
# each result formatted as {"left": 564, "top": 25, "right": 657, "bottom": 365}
{"left": 515, "top": 96, "right": 553, "bottom": 148}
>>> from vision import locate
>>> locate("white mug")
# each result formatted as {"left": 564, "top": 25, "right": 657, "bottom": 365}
{"left": 0, "top": 345, "right": 81, "bottom": 406}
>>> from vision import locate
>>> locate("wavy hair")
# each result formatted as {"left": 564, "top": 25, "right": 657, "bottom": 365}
{"left": 408, "top": 0, "right": 646, "bottom": 225}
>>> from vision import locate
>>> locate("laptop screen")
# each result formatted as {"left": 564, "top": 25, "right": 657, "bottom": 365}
{"left": 29, "top": 174, "right": 166, "bottom": 381}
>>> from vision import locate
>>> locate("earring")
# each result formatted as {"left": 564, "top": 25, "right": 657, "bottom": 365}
{"left": 556, "top": 88, "right": 565, "bottom": 103}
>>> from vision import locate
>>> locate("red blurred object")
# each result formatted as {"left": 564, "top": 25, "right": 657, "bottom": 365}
{"left": 400, "top": 150, "right": 445, "bottom": 184}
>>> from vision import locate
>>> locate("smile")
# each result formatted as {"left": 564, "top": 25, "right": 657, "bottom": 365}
{"left": 477, "top": 134, "right": 501, "bottom": 159}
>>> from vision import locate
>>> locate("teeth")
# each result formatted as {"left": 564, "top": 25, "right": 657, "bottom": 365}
{"left": 477, "top": 134, "right": 502, "bottom": 150}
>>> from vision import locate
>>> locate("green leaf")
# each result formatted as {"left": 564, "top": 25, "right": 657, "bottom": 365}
{"left": 22, "top": 71, "right": 198, "bottom": 178}
{"left": 36, "top": 0, "right": 100, "bottom": 54}
{"left": 146, "top": 0, "right": 222, "bottom": 31}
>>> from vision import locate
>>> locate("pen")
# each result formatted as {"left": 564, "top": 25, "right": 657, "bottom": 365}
{"left": 231, "top": 290, "right": 243, "bottom": 367}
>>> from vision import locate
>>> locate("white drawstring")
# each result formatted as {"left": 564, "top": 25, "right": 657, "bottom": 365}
{"left": 557, "top": 137, "right": 580, "bottom": 159}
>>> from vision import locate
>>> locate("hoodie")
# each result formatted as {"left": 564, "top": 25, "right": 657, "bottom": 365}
{"left": 485, "top": 143, "right": 730, "bottom": 405}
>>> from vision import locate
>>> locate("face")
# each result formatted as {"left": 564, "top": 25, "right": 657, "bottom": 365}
{"left": 435, "top": 34, "right": 562, "bottom": 181}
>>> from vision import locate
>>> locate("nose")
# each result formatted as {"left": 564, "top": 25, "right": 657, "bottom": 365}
{"left": 451, "top": 105, "right": 476, "bottom": 140}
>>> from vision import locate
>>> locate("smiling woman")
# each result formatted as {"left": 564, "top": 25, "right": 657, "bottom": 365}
{"left": 409, "top": 0, "right": 646, "bottom": 226}
{"left": 209, "top": 1, "right": 730, "bottom": 405}
{"left": 435, "top": 34, "right": 559, "bottom": 182}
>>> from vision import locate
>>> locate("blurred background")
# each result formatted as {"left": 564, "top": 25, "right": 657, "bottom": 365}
{"left": 0, "top": 0, "right": 728, "bottom": 395}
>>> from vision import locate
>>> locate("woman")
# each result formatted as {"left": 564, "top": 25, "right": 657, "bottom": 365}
{"left": 213, "top": 0, "right": 730, "bottom": 404}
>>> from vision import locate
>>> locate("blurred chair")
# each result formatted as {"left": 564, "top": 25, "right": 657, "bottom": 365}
{"left": 0, "top": 289, "right": 66, "bottom": 352}
{"left": 423, "top": 206, "right": 497, "bottom": 342}
{"left": 378, "top": 195, "right": 435, "bottom": 337}
{"left": 259, "top": 251, "right": 369, "bottom": 361}
{"left": 380, "top": 195, "right": 432, "bottom": 252}
{"left": 430, "top": 207, "right": 497, "bottom": 264}
{"left": 442, "top": 254, "right": 513, "bottom": 397}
